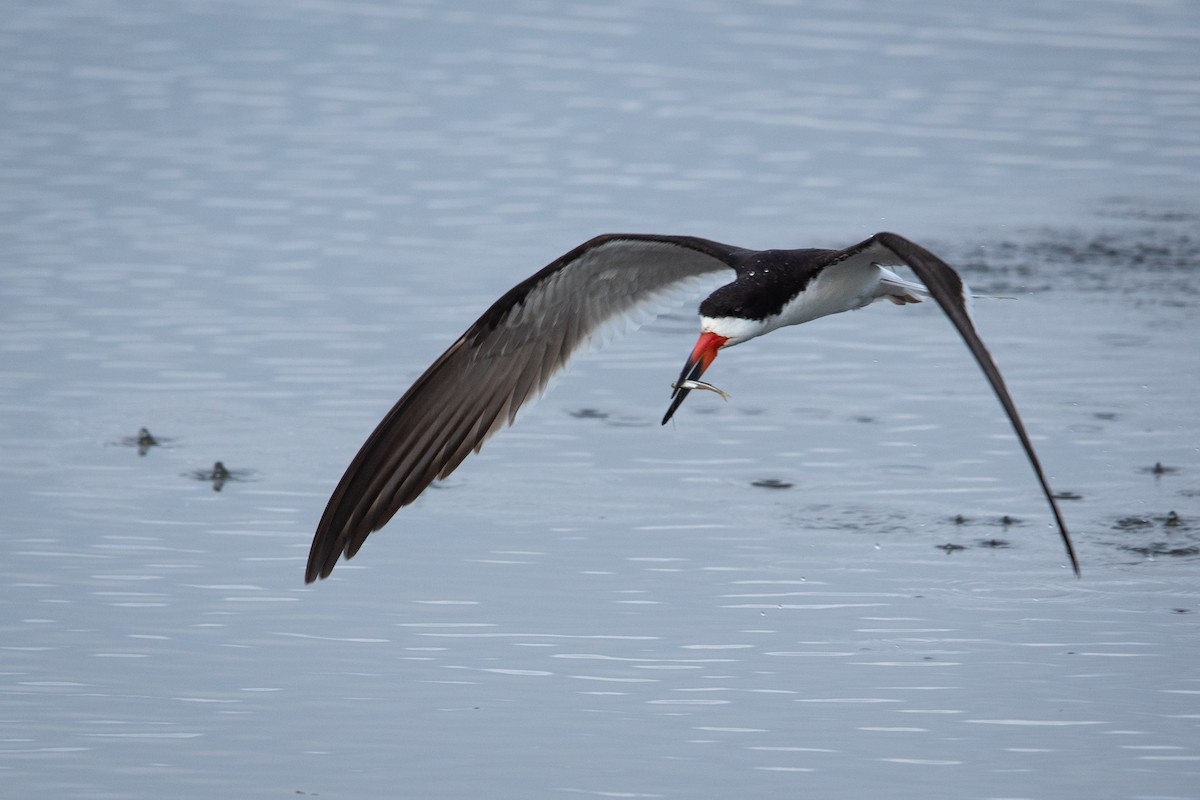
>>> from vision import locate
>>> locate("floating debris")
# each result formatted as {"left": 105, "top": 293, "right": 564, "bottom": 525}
{"left": 751, "top": 478, "right": 793, "bottom": 490}
{"left": 568, "top": 408, "right": 608, "bottom": 420}
{"left": 186, "top": 461, "right": 253, "bottom": 492}
{"left": 978, "top": 538, "right": 1011, "bottom": 549}
{"left": 209, "top": 461, "right": 230, "bottom": 492}
{"left": 1116, "top": 511, "right": 1198, "bottom": 557}
{"left": 116, "top": 427, "right": 173, "bottom": 456}
{"left": 1121, "top": 543, "right": 1200, "bottom": 558}
{"left": 936, "top": 543, "right": 966, "bottom": 554}
{"left": 1053, "top": 490, "right": 1083, "bottom": 501}
{"left": 1143, "top": 511, "right": 1190, "bottom": 530}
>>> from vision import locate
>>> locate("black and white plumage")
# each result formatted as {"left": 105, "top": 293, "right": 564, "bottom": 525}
{"left": 305, "top": 232, "right": 1080, "bottom": 582}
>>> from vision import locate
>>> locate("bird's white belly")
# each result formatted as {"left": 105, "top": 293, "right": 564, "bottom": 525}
{"left": 776, "top": 260, "right": 884, "bottom": 328}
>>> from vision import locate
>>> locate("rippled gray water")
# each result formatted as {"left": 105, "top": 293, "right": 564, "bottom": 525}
{"left": 2, "top": 2, "right": 1198, "bottom": 799}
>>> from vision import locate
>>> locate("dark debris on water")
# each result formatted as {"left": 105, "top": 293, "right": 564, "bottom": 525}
{"left": 957, "top": 225, "right": 1196, "bottom": 291}
{"left": 1115, "top": 511, "right": 1187, "bottom": 531}
{"left": 1115, "top": 510, "right": 1198, "bottom": 559}
{"left": 116, "top": 426, "right": 175, "bottom": 456}
{"left": 568, "top": 408, "right": 608, "bottom": 420}
{"left": 185, "top": 461, "right": 254, "bottom": 492}
{"left": 752, "top": 478, "right": 794, "bottom": 490}
{"left": 978, "top": 538, "right": 1012, "bottom": 549}
{"left": 118, "top": 427, "right": 257, "bottom": 492}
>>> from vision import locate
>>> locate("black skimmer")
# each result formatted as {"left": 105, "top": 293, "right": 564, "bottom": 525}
{"left": 305, "top": 232, "right": 1080, "bottom": 582}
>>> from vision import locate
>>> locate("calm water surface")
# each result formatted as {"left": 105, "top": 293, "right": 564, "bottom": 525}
{"left": 2, "top": 1, "right": 1199, "bottom": 799}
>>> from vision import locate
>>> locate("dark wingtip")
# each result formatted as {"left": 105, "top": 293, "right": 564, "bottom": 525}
{"left": 1059, "top": 515, "right": 1082, "bottom": 579}
{"left": 305, "top": 522, "right": 349, "bottom": 583}
{"left": 303, "top": 547, "right": 330, "bottom": 584}
{"left": 872, "top": 231, "right": 1081, "bottom": 578}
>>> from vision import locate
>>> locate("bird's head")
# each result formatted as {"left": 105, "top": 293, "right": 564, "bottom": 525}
{"left": 661, "top": 315, "right": 768, "bottom": 424}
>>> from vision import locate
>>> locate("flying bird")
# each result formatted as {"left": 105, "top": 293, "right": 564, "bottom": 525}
{"left": 305, "top": 232, "right": 1080, "bottom": 582}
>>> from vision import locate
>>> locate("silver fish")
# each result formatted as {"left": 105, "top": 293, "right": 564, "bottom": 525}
{"left": 672, "top": 378, "right": 730, "bottom": 401}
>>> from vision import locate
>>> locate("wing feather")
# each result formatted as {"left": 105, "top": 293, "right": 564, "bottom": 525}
{"left": 856, "top": 232, "right": 1080, "bottom": 575}
{"left": 306, "top": 233, "right": 742, "bottom": 581}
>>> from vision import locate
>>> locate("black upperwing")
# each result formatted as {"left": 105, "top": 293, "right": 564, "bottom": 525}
{"left": 306, "top": 233, "right": 744, "bottom": 582}
{"left": 852, "top": 232, "right": 1080, "bottom": 576}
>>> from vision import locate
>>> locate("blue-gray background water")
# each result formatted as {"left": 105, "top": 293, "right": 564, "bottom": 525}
{"left": 2, "top": 1, "right": 1198, "bottom": 798}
